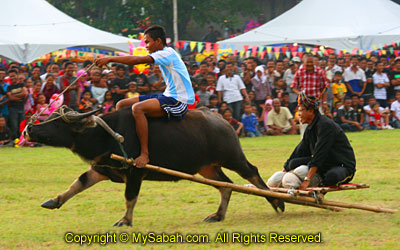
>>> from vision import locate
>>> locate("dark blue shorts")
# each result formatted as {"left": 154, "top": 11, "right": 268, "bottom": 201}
{"left": 139, "top": 94, "right": 188, "bottom": 121}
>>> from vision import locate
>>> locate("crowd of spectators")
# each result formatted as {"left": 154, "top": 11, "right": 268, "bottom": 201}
{"left": 1, "top": 50, "right": 400, "bottom": 147}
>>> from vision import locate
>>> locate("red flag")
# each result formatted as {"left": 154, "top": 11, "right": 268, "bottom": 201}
{"left": 244, "top": 45, "right": 249, "bottom": 53}
{"left": 214, "top": 43, "right": 219, "bottom": 55}
{"left": 233, "top": 49, "right": 238, "bottom": 55}
{"left": 180, "top": 41, "right": 186, "bottom": 49}
{"left": 292, "top": 51, "right": 298, "bottom": 57}
{"left": 175, "top": 41, "right": 180, "bottom": 49}
{"left": 260, "top": 50, "right": 267, "bottom": 60}
{"left": 298, "top": 52, "right": 303, "bottom": 58}
{"left": 281, "top": 47, "right": 287, "bottom": 54}
{"left": 274, "top": 47, "right": 280, "bottom": 53}
{"left": 205, "top": 42, "right": 212, "bottom": 52}
{"left": 252, "top": 45, "right": 258, "bottom": 57}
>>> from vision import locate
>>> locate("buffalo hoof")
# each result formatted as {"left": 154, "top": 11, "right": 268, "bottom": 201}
{"left": 41, "top": 196, "right": 61, "bottom": 209}
{"left": 203, "top": 213, "right": 223, "bottom": 222}
{"left": 271, "top": 198, "right": 285, "bottom": 214}
{"left": 113, "top": 218, "right": 132, "bottom": 227}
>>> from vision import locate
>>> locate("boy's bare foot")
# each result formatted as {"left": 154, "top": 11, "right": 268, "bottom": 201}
{"left": 134, "top": 153, "right": 149, "bottom": 168}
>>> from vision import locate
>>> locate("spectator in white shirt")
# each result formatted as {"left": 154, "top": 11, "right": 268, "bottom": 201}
{"left": 216, "top": 62, "right": 250, "bottom": 120}
{"left": 372, "top": 62, "right": 390, "bottom": 108}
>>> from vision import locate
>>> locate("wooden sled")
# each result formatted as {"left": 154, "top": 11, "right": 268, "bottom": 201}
{"left": 110, "top": 154, "right": 397, "bottom": 214}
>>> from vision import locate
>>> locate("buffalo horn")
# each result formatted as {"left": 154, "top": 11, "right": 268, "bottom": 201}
{"left": 64, "top": 107, "right": 102, "bottom": 123}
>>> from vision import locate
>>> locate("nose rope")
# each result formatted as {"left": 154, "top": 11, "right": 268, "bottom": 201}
{"left": 28, "top": 63, "right": 97, "bottom": 126}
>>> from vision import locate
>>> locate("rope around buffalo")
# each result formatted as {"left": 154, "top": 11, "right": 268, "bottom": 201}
{"left": 28, "top": 62, "right": 97, "bottom": 126}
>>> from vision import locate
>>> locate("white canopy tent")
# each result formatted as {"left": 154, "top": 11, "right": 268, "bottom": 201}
{"left": 219, "top": 0, "right": 400, "bottom": 51}
{"left": 0, "top": 0, "right": 140, "bottom": 63}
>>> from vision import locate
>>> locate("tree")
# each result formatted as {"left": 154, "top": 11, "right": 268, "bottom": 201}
{"left": 47, "top": 0, "right": 298, "bottom": 40}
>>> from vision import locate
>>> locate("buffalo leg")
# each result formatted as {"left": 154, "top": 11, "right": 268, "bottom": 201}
{"left": 199, "top": 165, "right": 233, "bottom": 222}
{"left": 113, "top": 168, "right": 144, "bottom": 227}
{"left": 225, "top": 159, "right": 285, "bottom": 213}
{"left": 243, "top": 161, "right": 285, "bottom": 213}
{"left": 41, "top": 166, "right": 109, "bottom": 209}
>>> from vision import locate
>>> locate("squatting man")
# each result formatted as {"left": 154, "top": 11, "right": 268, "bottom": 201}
{"left": 267, "top": 91, "right": 356, "bottom": 189}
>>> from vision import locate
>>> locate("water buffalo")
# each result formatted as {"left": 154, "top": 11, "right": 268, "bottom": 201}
{"left": 25, "top": 106, "right": 284, "bottom": 226}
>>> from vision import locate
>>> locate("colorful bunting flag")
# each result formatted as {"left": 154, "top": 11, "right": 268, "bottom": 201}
{"left": 197, "top": 42, "right": 204, "bottom": 53}
{"left": 252, "top": 45, "right": 258, "bottom": 57}
{"left": 190, "top": 42, "right": 197, "bottom": 51}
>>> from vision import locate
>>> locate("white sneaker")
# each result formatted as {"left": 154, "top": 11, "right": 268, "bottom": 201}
{"left": 385, "top": 125, "right": 394, "bottom": 130}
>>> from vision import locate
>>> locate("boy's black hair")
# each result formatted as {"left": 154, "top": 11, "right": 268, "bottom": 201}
{"left": 351, "top": 94, "right": 360, "bottom": 99}
{"left": 281, "top": 92, "right": 289, "bottom": 97}
{"left": 64, "top": 61, "right": 74, "bottom": 68}
{"left": 344, "top": 97, "right": 352, "bottom": 102}
{"left": 199, "top": 79, "right": 208, "bottom": 85}
{"left": 116, "top": 64, "right": 126, "bottom": 71}
{"left": 200, "top": 61, "right": 208, "bottom": 66}
{"left": 243, "top": 103, "right": 252, "bottom": 107}
{"left": 350, "top": 55, "right": 359, "bottom": 60}
{"left": 33, "top": 65, "right": 41, "bottom": 70}
{"left": 144, "top": 25, "right": 167, "bottom": 46}
{"left": 8, "top": 69, "right": 18, "bottom": 75}
{"left": 371, "top": 102, "right": 380, "bottom": 108}
{"left": 45, "top": 73, "right": 54, "bottom": 79}
{"left": 209, "top": 94, "right": 217, "bottom": 101}
{"left": 334, "top": 71, "right": 343, "bottom": 75}
{"left": 83, "top": 60, "right": 92, "bottom": 68}
{"left": 82, "top": 89, "right": 92, "bottom": 96}
{"left": 220, "top": 107, "right": 233, "bottom": 116}
{"left": 218, "top": 101, "right": 228, "bottom": 109}
{"left": 207, "top": 72, "right": 215, "bottom": 77}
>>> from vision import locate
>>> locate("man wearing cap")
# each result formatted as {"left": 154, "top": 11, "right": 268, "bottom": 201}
{"left": 267, "top": 92, "right": 356, "bottom": 189}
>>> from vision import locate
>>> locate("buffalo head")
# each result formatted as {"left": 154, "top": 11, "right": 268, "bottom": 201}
{"left": 24, "top": 106, "right": 102, "bottom": 147}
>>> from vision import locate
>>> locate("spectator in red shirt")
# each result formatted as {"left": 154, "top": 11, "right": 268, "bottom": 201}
{"left": 221, "top": 107, "right": 243, "bottom": 136}
{"left": 291, "top": 54, "right": 329, "bottom": 103}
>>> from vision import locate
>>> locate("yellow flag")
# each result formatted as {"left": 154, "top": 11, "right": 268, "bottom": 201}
{"left": 372, "top": 45, "right": 377, "bottom": 50}
{"left": 239, "top": 50, "right": 245, "bottom": 57}
{"left": 306, "top": 47, "right": 311, "bottom": 53}
{"left": 267, "top": 47, "right": 272, "bottom": 53}
{"left": 274, "top": 52, "right": 280, "bottom": 60}
{"left": 382, "top": 50, "right": 386, "bottom": 55}
{"left": 190, "top": 42, "right": 197, "bottom": 51}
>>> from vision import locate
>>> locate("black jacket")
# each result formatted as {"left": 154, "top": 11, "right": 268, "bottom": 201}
{"left": 284, "top": 112, "right": 356, "bottom": 175}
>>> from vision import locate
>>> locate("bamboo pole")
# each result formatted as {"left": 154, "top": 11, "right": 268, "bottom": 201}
{"left": 111, "top": 154, "right": 397, "bottom": 214}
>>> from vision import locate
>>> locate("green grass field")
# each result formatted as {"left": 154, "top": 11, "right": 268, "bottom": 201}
{"left": 1, "top": 130, "right": 399, "bottom": 249}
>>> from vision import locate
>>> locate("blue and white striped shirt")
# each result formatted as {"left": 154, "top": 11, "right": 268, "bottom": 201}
{"left": 150, "top": 47, "right": 195, "bottom": 104}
